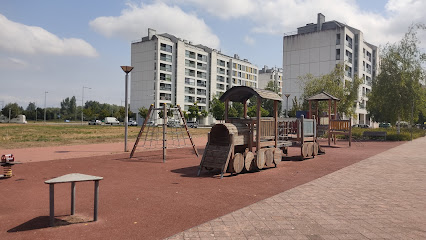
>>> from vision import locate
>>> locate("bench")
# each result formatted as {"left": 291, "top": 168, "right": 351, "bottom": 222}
{"left": 363, "top": 131, "right": 387, "bottom": 140}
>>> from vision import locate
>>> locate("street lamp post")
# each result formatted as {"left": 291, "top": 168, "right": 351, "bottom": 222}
{"left": 121, "top": 66, "right": 134, "bottom": 152}
{"left": 284, "top": 94, "right": 290, "bottom": 118}
{"left": 44, "top": 91, "right": 48, "bottom": 123}
{"left": 81, "top": 86, "right": 91, "bottom": 125}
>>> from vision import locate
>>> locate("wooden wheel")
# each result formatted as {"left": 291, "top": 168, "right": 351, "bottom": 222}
{"left": 306, "top": 142, "right": 313, "bottom": 157}
{"left": 255, "top": 149, "right": 266, "bottom": 170}
{"left": 313, "top": 142, "right": 319, "bottom": 156}
{"left": 301, "top": 143, "right": 310, "bottom": 158}
{"left": 244, "top": 152, "right": 254, "bottom": 171}
{"left": 228, "top": 153, "right": 244, "bottom": 173}
{"left": 265, "top": 149, "right": 274, "bottom": 167}
{"left": 273, "top": 148, "right": 282, "bottom": 165}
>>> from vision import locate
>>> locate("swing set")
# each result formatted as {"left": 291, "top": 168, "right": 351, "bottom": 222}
{"left": 130, "top": 104, "right": 199, "bottom": 162}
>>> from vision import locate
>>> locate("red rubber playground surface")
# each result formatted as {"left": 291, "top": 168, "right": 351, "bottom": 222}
{"left": 0, "top": 138, "right": 402, "bottom": 239}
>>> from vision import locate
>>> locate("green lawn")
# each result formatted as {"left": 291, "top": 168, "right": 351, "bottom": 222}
{"left": 0, "top": 123, "right": 210, "bottom": 149}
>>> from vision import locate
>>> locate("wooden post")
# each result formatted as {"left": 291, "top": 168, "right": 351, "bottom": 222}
{"left": 334, "top": 100, "right": 337, "bottom": 120}
{"left": 71, "top": 182, "right": 75, "bottom": 215}
{"left": 274, "top": 100, "right": 278, "bottom": 148}
{"left": 308, "top": 100, "right": 312, "bottom": 119}
{"left": 316, "top": 101, "right": 319, "bottom": 125}
{"left": 177, "top": 105, "right": 199, "bottom": 157}
{"left": 130, "top": 104, "right": 154, "bottom": 158}
{"left": 94, "top": 180, "right": 99, "bottom": 221}
{"left": 256, "top": 97, "right": 261, "bottom": 153}
{"left": 163, "top": 104, "right": 167, "bottom": 163}
{"left": 224, "top": 99, "right": 229, "bottom": 123}
{"left": 49, "top": 184, "right": 55, "bottom": 227}
{"left": 243, "top": 99, "right": 248, "bottom": 118}
{"left": 349, "top": 118, "right": 352, "bottom": 147}
{"left": 328, "top": 99, "right": 331, "bottom": 146}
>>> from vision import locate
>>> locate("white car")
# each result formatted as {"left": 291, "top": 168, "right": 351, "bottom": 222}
{"left": 104, "top": 117, "right": 120, "bottom": 125}
{"left": 128, "top": 120, "right": 138, "bottom": 126}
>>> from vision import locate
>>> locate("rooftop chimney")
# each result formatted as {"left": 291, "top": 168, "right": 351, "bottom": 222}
{"left": 148, "top": 28, "right": 156, "bottom": 40}
{"left": 317, "top": 13, "right": 325, "bottom": 31}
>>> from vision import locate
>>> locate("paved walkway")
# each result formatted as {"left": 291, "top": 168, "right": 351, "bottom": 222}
{"left": 168, "top": 137, "right": 426, "bottom": 240}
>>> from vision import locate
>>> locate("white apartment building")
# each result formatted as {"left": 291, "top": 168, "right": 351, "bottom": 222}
{"left": 283, "top": 13, "right": 379, "bottom": 125}
{"left": 130, "top": 29, "right": 258, "bottom": 125}
{"left": 258, "top": 66, "right": 283, "bottom": 95}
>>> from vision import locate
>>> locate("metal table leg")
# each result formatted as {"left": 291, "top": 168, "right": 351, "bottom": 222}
{"left": 49, "top": 184, "right": 55, "bottom": 227}
{"left": 94, "top": 180, "right": 99, "bottom": 221}
{"left": 71, "top": 182, "right": 75, "bottom": 215}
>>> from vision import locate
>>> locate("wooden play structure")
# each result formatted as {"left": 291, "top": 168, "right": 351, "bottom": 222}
{"left": 307, "top": 91, "right": 352, "bottom": 146}
{"left": 130, "top": 104, "right": 198, "bottom": 162}
{"left": 197, "top": 86, "right": 320, "bottom": 178}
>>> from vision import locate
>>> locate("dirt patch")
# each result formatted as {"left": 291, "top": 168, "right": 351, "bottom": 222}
{"left": 0, "top": 139, "right": 403, "bottom": 239}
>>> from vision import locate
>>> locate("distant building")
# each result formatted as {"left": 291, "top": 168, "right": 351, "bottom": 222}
{"left": 283, "top": 13, "right": 379, "bottom": 125}
{"left": 130, "top": 28, "right": 259, "bottom": 124}
{"left": 258, "top": 66, "right": 282, "bottom": 95}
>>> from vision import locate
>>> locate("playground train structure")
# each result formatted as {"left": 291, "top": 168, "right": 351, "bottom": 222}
{"left": 198, "top": 86, "right": 324, "bottom": 179}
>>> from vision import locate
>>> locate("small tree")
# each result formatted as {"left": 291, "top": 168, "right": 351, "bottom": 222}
{"left": 210, "top": 97, "right": 225, "bottom": 121}
{"left": 138, "top": 106, "right": 149, "bottom": 119}
{"left": 1, "top": 103, "right": 23, "bottom": 118}
{"left": 300, "top": 64, "right": 362, "bottom": 118}
{"left": 368, "top": 24, "right": 426, "bottom": 133}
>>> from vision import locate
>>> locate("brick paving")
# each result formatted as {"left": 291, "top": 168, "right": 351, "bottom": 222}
{"left": 167, "top": 137, "right": 426, "bottom": 240}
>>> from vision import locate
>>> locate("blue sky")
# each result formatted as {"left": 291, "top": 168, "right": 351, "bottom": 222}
{"left": 0, "top": 0, "right": 424, "bottom": 109}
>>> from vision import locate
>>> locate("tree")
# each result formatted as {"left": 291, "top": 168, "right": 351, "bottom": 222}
{"left": 210, "top": 97, "right": 225, "bottom": 121}
{"left": 300, "top": 64, "right": 362, "bottom": 118}
{"left": 1, "top": 103, "right": 23, "bottom": 118}
{"left": 25, "top": 102, "right": 37, "bottom": 120}
{"left": 368, "top": 24, "right": 426, "bottom": 133}
{"left": 264, "top": 81, "right": 282, "bottom": 117}
{"left": 139, "top": 106, "right": 149, "bottom": 119}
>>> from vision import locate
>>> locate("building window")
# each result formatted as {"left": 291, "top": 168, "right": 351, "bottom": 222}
{"left": 197, "top": 71, "right": 207, "bottom": 79}
{"left": 197, "top": 53, "right": 207, "bottom": 62}
{"left": 185, "top": 50, "right": 195, "bottom": 59}
{"left": 216, "top": 83, "right": 225, "bottom": 90}
{"left": 217, "top": 75, "right": 225, "bottom": 82}
{"left": 185, "top": 68, "right": 195, "bottom": 77}
{"left": 160, "top": 83, "right": 172, "bottom": 91}
{"left": 197, "top": 97, "right": 206, "bottom": 104}
{"left": 197, "top": 89, "right": 206, "bottom": 96}
{"left": 197, "top": 80, "right": 206, "bottom": 87}
{"left": 345, "top": 50, "right": 352, "bottom": 63}
{"left": 217, "top": 67, "right": 225, "bottom": 74}
{"left": 185, "top": 77, "right": 195, "bottom": 85}
{"left": 160, "top": 63, "right": 172, "bottom": 72}
{"left": 185, "top": 96, "right": 195, "bottom": 103}
{"left": 336, "top": 34, "right": 340, "bottom": 45}
{"left": 160, "top": 43, "right": 172, "bottom": 53}
{"left": 160, "top": 53, "right": 172, "bottom": 62}
{"left": 185, "top": 87, "right": 195, "bottom": 94}
{"left": 197, "top": 62, "right": 207, "bottom": 70}
{"left": 217, "top": 59, "right": 225, "bottom": 67}
{"left": 366, "top": 51, "right": 372, "bottom": 62}
{"left": 345, "top": 65, "right": 352, "bottom": 77}
{"left": 185, "top": 59, "right": 195, "bottom": 68}
{"left": 336, "top": 49, "right": 340, "bottom": 60}
{"left": 160, "top": 93, "right": 171, "bottom": 101}
{"left": 345, "top": 35, "right": 352, "bottom": 49}
{"left": 160, "top": 73, "right": 171, "bottom": 82}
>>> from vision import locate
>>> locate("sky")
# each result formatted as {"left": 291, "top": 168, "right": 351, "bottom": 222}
{"left": 0, "top": 0, "right": 425, "bottom": 109}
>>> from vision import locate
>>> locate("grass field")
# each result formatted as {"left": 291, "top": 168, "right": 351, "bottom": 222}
{"left": 0, "top": 123, "right": 210, "bottom": 149}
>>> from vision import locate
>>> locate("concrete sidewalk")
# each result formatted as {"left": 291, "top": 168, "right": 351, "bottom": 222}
{"left": 168, "top": 137, "right": 426, "bottom": 240}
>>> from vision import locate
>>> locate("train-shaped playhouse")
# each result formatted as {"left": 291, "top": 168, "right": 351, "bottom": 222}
{"left": 198, "top": 86, "right": 321, "bottom": 178}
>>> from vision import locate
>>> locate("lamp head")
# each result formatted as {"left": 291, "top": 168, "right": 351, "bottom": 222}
{"left": 121, "top": 66, "right": 134, "bottom": 74}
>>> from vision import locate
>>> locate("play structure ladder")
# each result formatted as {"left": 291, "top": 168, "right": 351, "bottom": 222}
{"left": 198, "top": 134, "right": 234, "bottom": 179}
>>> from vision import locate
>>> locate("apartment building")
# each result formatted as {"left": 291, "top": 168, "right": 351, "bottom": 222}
{"left": 258, "top": 66, "right": 283, "bottom": 95}
{"left": 130, "top": 29, "right": 258, "bottom": 125}
{"left": 283, "top": 13, "right": 378, "bottom": 125}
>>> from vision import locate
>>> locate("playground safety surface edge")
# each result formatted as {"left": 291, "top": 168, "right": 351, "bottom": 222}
{"left": 0, "top": 138, "right": 405, "bottom": 239}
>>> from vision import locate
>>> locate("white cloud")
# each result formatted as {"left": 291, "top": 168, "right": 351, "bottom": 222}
{"left": 89, "top": 2, "right": 220, "bottom": 49}
{"left": 0, "top": 14, "right": 98, "bottom": 57}
{"left": 244, "top": 36, "right": 255, "bottom": 45}
{"left": 176, "top": 0, "right": 426, "bottom": 47}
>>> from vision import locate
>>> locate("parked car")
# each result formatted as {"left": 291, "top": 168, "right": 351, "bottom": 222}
{"left": 104, "top": 117, "right": 120, "bottom": 125}
{"left": 88, "top": 120, "right": 102, "bottom": 125}
{"left": 352, "top": 124, "right": 369, "bottom": 128}
{"left": 167, "top": 119, "right": 180, "bottom": 127}
{"left": 128, "top": 120, "right": 138, "bottom": 126}
{"left": 186, "top": 121, "right": 198, "bottom": 128}
{"left": 379, "top": 122, "right": 392, "bottom": 128}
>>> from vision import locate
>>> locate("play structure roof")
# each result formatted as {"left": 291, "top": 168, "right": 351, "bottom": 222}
{"left": 219, "top": 86, "right": 282, "bottom": 102}
{"left": 307, "top": 91, "right": 340, "bottom": 101}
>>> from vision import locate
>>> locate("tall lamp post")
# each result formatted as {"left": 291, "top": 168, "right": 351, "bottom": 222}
{"left": 121, "top": 65, "right": 134, "bottom": 152}
{"left": 284, "top": 94, "right": 291, "bottom": 118}
{"left": 81, "top": 86, "right": 91, "bottom": 125}
{"left": 44, "top": 91, "right": 48, "bottom": 123}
